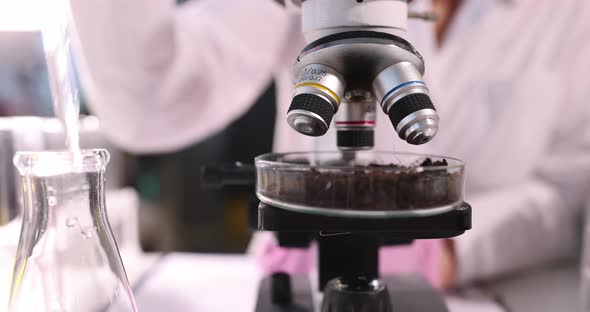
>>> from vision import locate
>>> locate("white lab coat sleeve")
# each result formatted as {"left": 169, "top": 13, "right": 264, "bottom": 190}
{"left": 454, "top": 29, "right": 590, "bottom": 284}
{"left": 69, "top": 0, "right": 291, "bottom": 153}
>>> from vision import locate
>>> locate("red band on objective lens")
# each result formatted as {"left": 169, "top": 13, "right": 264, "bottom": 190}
{"left": 335, "top": 121, "right": 376, "bottom": 125}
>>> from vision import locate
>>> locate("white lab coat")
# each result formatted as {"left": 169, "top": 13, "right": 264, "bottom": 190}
{"left": 69, "top": 0, "right": 590, "bottom": 284}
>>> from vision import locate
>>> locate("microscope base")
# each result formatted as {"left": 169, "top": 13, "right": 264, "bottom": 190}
{"left": 255, "top": 274, "right": 449, "bottom": 312}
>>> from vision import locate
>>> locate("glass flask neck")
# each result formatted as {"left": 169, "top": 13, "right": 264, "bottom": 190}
{"left": 13, "top": 149, "right": 109, "bottom": 177}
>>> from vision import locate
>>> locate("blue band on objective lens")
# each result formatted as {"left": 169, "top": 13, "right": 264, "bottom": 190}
{"left": 381, "top": 81, "right": 426, "bottom": 104}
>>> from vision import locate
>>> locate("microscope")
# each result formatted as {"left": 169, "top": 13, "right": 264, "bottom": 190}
{"left": 204, "top": 1, "right": 471, "bottom": 311}
{"left": 256, "top": 1, "right": 470, "bottom": 311}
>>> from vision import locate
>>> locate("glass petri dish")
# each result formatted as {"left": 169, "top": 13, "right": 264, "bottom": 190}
{"left": 255, "top": 151, "right": 464, "bottom": 218}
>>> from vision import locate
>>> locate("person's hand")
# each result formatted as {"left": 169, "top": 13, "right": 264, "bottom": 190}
{"left": 439, "top": 239, "right": 457, "bottom": 289}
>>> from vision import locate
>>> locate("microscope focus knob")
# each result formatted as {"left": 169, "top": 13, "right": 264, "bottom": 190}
{"left": 388, "top": 93, "right": 439, "bottom": 145}
{"left": 287, "top": 94, "right": 336, "bottom": 136}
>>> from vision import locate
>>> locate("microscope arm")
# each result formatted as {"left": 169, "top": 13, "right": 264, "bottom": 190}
{"left": 297, "top": 0, "right": 410, "bottom": 42}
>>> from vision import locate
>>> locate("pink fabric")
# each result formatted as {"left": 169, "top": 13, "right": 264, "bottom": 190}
{"left": 258, "top": 238, "right": 443, "bottom": 289}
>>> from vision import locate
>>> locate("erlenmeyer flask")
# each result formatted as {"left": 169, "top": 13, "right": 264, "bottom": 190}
{"left": 8, "top": 149, "right": 137, "bottom": 312}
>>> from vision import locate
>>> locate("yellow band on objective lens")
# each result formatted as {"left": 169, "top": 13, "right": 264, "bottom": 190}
{"left": 295, "top": 82, "right": 341, "bottom": 104}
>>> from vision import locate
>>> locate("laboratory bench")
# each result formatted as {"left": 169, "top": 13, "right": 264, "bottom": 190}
{"left": 132, "top": 253, "right": 507, "bottom": 312}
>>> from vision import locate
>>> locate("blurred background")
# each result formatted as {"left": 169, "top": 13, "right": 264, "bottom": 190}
{"left": 0, "top": 0, "right": 273, "bottom": 254}
{"left": 1, "top": 1, "right": 590, "bottom": 311}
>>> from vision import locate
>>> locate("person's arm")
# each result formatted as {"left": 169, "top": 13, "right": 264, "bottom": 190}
{"left": 69, "top": 0, "right": 291, "bottom": 153}
{"left": 455, "top": 180, "right": 585, "bottom": 284}
{"left": 453, "top": 32, "right": 590, "bottom": 284}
